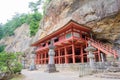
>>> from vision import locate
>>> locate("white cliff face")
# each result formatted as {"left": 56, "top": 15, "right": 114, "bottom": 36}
{"left": 4, "top": 24, "right": 32, "bottom": 52}
{"left": 33, "top": 0, "right": 120, "bottom": 40}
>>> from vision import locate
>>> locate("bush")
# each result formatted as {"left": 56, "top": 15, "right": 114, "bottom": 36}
{"left": 0, "top": 51, "right": 23, "bottom": 74}
{"left": 12, "top": 62, "right": 22, "bottom": 74}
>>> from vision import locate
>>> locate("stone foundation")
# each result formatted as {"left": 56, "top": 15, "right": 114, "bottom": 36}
{"left": 36, "top": 63, "right": 81, "bottom": 71}
{"left": 45, "top": 64, "right": 58, "bottom": 73}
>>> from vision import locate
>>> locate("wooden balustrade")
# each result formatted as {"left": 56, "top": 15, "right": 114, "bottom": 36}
{"left": 85, "top": 37, "right": 118, "bottom": 58}
{"left": 36, "top": 35, "right": 118, "bottom": 65}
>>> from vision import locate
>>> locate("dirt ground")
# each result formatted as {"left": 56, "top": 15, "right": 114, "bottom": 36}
{"left": 10, "top": 69, "right": 120, "bottom": 80}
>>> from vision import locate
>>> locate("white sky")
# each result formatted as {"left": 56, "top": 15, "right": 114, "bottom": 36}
{"left": 0, "top": 0, "right": 40, "bottom": 24}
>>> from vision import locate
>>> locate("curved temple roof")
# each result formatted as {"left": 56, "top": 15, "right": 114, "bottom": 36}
{"left": 31, "top": 20, "right": 91, "bottom": 46}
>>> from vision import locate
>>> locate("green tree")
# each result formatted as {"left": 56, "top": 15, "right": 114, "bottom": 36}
{"left": 0, "top": 0, "right": 45, "bottom": 39}
{"left": 0, "top": 45, "right": 5, "bottom": 52}
{"left": 0, "top": 24, "right": 3, "bottom": 39}
{"left": 0, "top": 52, "right": 22, "bottom": 74}
{"left": 28, "top": 0, "right": 43, "bottom": 36}
{"left": 27, "top": 12, "right": 42, "bottom": 36}
{"left": 2, "top": 13, "right": 27, "bottom": 37}
{"left": 29, "top": 0, "right": 41, "bottom": 13}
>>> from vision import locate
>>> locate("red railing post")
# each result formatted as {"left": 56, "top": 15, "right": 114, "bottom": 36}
{"left": 88, "top": 37, "right": 118, "bottom": 59}
{"left": 113, "top": 50, "right": 117, "bottom": 59}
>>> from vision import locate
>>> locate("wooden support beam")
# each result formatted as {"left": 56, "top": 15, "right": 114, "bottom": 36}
{"left": 58, "top": 49, "right": 60, "bottom": 64}
{"left": 35, "top": 54, "right": 38, "bottom": 64}
{"left": 45, "top": 51, "right": 46, "bottom": 64}
{"left": 113, "top": 50, "right": 117, "bottom": 59}
{"left": 38, "top": 53, "right": 40, "bottom": 64}
{"left": 37, "top": 53, "right": 39, "bottom": 64}
{"left": 64, "top": 47, "right": 68, "bottom": 64}
{"left": 72, "top": 44, "right": 75, "bottom": 63}
{"left": 41, "top": 53, "right": 43, "bottom": 64}
{"left": 98, "top": 49, "right": 101, "bottom": 62}
{"left": 40, "top": 53, "right": 42, "bottom": 64}
{"left": 81, "top": 46, "right": 84, "bottom": 63}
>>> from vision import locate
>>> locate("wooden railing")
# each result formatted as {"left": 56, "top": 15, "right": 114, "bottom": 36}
{"left": 86, "top": 37, "right": 118, "bottom": 58}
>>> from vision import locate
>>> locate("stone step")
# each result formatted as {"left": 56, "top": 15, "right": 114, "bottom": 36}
{"left": 95, "top": 73, "right": 120, "bottom": 79}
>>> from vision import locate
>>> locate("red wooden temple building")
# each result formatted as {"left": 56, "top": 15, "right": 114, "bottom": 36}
{"left": 31, "top": 20, "right": 118, "bottom": 65}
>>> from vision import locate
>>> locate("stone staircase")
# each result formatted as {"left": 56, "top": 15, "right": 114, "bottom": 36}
{"left": 95, "top": 73, "right": 120, "bottom": 79}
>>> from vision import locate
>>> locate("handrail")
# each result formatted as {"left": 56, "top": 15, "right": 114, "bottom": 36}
{"left": 85, "top": 37, "right": 118, "bottom": 58}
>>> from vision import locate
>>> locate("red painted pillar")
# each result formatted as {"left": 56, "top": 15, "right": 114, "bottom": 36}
{"left": 113, "top": 50, "right": 117, "bottom": 59}
{"left": 35, "top": 54, "right": 38, "bottom": 64}
{"left": 56, "top": 50, "right": 59, "bottom": 64}
{"left": 81, "top": 46, "right": 84, "bottom": 63}
{"left": 37, "top": 53, "right": 39, "bottom": 64}
{"left": 43, "top": 53, "right": 45, "bottom": 64}
{"left": 40, "top": 53, "right": 42, "bottom": 64}
{"left": 64, "top": 47, "right": 68, "bottom": 64}
{"left": 47, "top": 50, "right": 49, "bottom": 64}
{"left": 38, "top": 53, "right": 40, "bottom": 64}
{"left": 41, "top": 53, "right": 43, "bottom": 64}
{"left": 98, "top": 49, "right": 101, "bottom": 62}
{"left": 39, "top": 53, "right": 41, "bottom": 64}
{"left": 45, "top": 51, "right": 46, "bottom": 64}
{"left": 72, "top": 44, "right": 75, "bottom": 63}
{"left": 58, "top": 49, "right": 60, "bottom": 64}
{"left": 60, "top": 49, "right": 63, "bottom": 63}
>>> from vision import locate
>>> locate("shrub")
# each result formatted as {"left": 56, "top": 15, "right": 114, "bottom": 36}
{"left": 12, "top": 62, "right": 22, "bottom": 74}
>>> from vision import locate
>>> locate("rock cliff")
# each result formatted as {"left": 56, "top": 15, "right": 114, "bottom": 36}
{"left": 0, "top": 24, "right": 32, "bottom": 53}
{"left": 0, "top": 0, "right": 120, "bottom": 54}
{"left": 33, "top": 0, "right": 120, "bottom": 53}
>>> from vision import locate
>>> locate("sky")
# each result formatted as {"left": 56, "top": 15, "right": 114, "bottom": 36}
{"left": 0, "top": 0, "right": 40, "bottom": 24}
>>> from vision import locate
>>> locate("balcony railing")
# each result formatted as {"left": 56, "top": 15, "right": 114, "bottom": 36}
{"left": 37, "top": 32, "right": 86, "bottom": 52}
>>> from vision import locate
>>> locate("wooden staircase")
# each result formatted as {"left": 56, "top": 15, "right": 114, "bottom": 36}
{"left": 85, "top": 37, "right": 118, "bottom": 58}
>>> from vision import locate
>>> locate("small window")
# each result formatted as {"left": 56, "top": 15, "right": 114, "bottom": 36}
{"left": 42, "top": 43, "right": 46, "bottom": 47}
{"left": 48, "top": 41, "right": 51, "bottom": 45}
{"left": 66, "top": 32, "right": 72, "bottom": 39}
{"left": 73, "top": 32, "right": 80, "bottom": 38}
{"left": 82, "top": 34, "right": 85, "bottom": 38}
{"left": 54, "top": 37, "right": 59, "bottom": 42}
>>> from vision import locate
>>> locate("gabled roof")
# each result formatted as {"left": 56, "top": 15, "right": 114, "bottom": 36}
{"left": 31, "top": 20, "right": 91, "bottom": 46}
